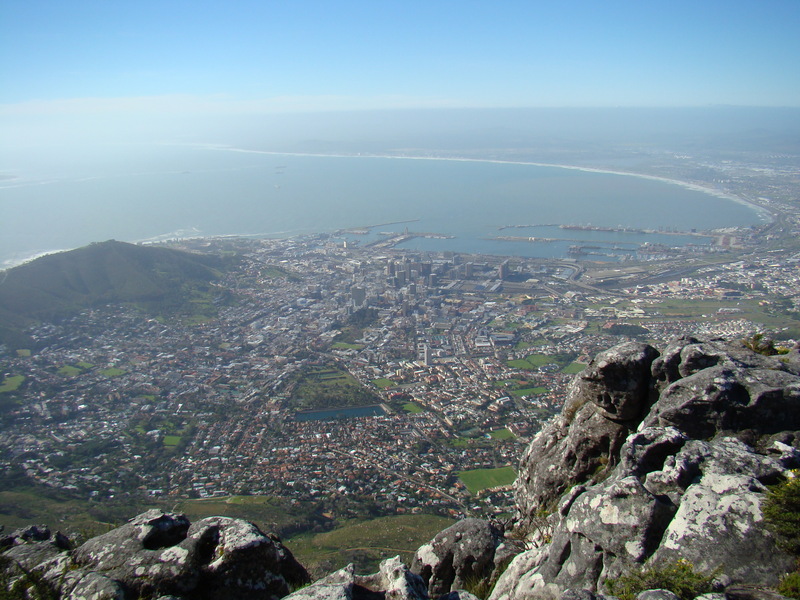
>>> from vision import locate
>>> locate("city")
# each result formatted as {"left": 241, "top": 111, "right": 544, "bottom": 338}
{"left": 2, "top": 182, "right": 800, "bottom": 538}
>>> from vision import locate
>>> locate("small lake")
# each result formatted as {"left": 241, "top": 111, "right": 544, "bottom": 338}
{"left": 294, "top": 404, "right": 388, "bottom": 421}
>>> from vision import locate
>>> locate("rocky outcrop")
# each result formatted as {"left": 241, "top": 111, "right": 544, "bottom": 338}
{"left": 492, "top": 337, "right": 800, "bottom": 600}
{"left": 286, "top": 557, "right": 430, "bottom": 600}
{"left": 411, "top": 519, "right": 508, "bottom": 598}
{"left": 515, "top": 342, "right": 661, "bottom": 520}
{"left": 1, "top": 510, "right": 309, "bottom": 600}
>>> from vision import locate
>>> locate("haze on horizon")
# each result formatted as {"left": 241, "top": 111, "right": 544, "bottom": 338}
{"left": 2, "top": 0, "right": 800, "bottom": 153}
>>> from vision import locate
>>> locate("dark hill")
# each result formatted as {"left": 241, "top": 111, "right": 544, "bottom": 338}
{"left": 0, "top": 240, "right": 231, "bottom": 348}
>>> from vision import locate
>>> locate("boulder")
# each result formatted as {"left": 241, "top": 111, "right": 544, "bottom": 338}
{"left": 17, "top": 509, "right": 311, "bottom": 600}
{"left": 411, "top": 518, "right": 504, "bottom": 597}
{"left": 286, "top": 557, "right": 427, "bottom": 600}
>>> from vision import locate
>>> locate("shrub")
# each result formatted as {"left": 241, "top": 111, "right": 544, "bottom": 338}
{"left": 777, "top": 571, "right": 800, "bottom": 599}
{"left": 604, "top": 559, "right": 716, "bottom": 600}
{"left": 763, "top": 475, "right": 800, "bottom": 555}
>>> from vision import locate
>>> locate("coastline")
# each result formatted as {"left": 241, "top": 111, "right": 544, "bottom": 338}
{"left": 213, "top": 145, "right": 773, "bottom": 223}
{"left": 0, "top": 146, "right": 772, "bottom": 271}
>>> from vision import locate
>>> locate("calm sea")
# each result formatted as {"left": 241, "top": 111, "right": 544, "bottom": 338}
{"left": 0, "top": 144, "right": 767, "bottom": 268}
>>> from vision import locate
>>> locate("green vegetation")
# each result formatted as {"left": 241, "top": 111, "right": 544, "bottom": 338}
{"left": 0, "top": 554, "right": 59, "bottom": 600}
{"left": 741, "top": 332, "right": 790, "bottom": 356}
{"left": 403, "top": 402, "right": 423, "bottom": 413}
{"left": 15, "top": 349, "right": 31, "bottom": 357}
{"left": 604, "top": 559, "right": 716, "bottom": 600}
{"left": 763, "top": 474, "right": 800, "bottom": 555}
{"left": 507, "top": 352, "right": 576, "bottom": 371}
{"left": 100, "top": 367, "right": 126, "bottom": 378}
{"left": 0, "top": 375, "right": 24, "bottom": 393}
{"left": 290, "top": 365, "right": 381, "bottom": 410}
{"left": 331, "top": 307, "right": 379, "bottom": 345}
{"left": 57, "top": 365, "right": 83, "bottom": 377}
{"left": 489, "top": 429, "right": 515, "bottom": 440}
{"left": 0, "top": 485, "right": 152, "bottom": 538}
{"left": 174, "top": 495, "right": 322, "bottom": 538}
{"left": 372, "top": 378, "right": 395, "bottom": 389}
{"left": 777, "top": 571, "right": 800, "bottom": 599}
{"left": 0, "top": 240, "right": 235, "bottom": 347}
{"left": 509, "top": 386, "right": 548, "bottom": 397}
{"left": 261, "top": 266, "right": 299, "bottom": 280}
{"left": 287, "top": 514, "right": 454, "bottom": 578}
{"left": 76, "top": 361, "right": 94, "bottom": 369}
{"left": 606, "top": 323, "right": 650, "bottom": 337}
{"left": 458, "top": 466, "right": 516, "bottom": 494}
{"left": 162, "top": 435, "right": 182, "bottom": 447}
{"left": 562, "top": 362, "right": 587, "bottom": 374}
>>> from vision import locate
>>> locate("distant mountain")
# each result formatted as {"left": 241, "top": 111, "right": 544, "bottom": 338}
{"left": 0, "top": 240, "right": 231, "bottom": 348}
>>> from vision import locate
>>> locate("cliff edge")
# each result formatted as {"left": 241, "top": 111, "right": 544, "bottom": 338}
{"left": 492, "top": 336, "right": 800, "bottom": 600}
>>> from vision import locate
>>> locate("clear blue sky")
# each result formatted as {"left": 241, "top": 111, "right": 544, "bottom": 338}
{"left": 1, "top": 0, "right": 799, "bottom": 115}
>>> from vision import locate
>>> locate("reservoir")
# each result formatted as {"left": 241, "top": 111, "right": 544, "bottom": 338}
{"left": 294, "top": 404, "right": 388, "bottom": 421}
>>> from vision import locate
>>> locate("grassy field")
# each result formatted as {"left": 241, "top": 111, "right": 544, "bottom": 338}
{"left": 0, "top": 375, "right": 24, "bottom": 393}
{"left": 58, "top": 365, "right": 83, "bottom": 377}
{"left": 291, "top": 365, "right": 380, "bottom": 410}
{"left": 403, "top": 402, "right": 423, "bottom": 413}
{"left": 286, "top": 514, "right": 454, "bottom": 578}
{"left": 489, "top": 429, "right": 515, "bottom": 440}
{"left": 100, "top": 367, "right": 127, "bottom": 378}
{"left": 562, "top": 362, "right": 587, "bottom": 374}
{"left": 372, "top": 378, "right": 395, "bottom": 389}
{"left": 16, "top": 349, "right": 31, "bottom": 357}
{"left": 0, "top": 487, "right": 153, "bottom": 537}
{"left": 458, "top": 466, "right": 517, "bottom": 494}
{"left": 173, "top": 495, "right": 313, "bottom": 534}
{"left": 508, "top": 386, "right": 548, "bottom": 397}
{"left": 162, "top": 435, "right": 182, "bottom": 447}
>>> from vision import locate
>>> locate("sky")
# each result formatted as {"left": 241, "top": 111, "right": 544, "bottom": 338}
{"left": 2, "top": 0, "right": 800, "bottom": 119}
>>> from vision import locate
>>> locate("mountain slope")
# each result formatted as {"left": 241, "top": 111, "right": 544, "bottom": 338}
{"left": 0, "top": 240, "right": 231, "bottom": 347}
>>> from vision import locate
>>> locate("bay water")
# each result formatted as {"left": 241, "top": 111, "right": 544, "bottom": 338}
{"left": 0, "top": 143, "right": 766, "bottom": 268}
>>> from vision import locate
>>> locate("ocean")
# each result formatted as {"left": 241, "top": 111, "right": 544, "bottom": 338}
{"left": 0, "top": 143, "right": 767, "bottom": 268}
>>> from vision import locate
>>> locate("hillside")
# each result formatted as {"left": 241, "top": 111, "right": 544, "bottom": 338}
{"left": 0, "top": 240, "right": 231, "bottom": 348}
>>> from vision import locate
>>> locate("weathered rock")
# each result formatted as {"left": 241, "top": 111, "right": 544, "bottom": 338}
{"left": 286, "top": 557, "right": 427, "bottom": 600}
{"left": 515, "top": 342, "right": 661, "bottom": 519}
{"left": 635, "top": 590, "right": 678, "bottom": 600}
{"left": 641, "top": 366, "right": 800, "bottom": 439}
{"left": 70, "top": 510, "right": 309, "bottom": 600}
{"left": 411, "top": 518, "right": 504, "bottom": 597}
{"left": 501, "top": 337, "right": 800, "bottom": 600}
{"left": 650, "top": 472, "right": 793, "bottom": 585}
{"left": 439, "top": 591, "right": 483, "bottom": 600}
{"left": 575, "top": 342, "right": 660, "bottom": 422}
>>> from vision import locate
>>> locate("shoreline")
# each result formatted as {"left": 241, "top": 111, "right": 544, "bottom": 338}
{"left": 1, "top": 147, "right": 772, "bottom": 270}
{"left": 211, "top": 145, "right": 774, "bottom": 222}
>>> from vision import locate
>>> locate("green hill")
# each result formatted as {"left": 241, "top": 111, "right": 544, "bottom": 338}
{"left": 0, "top": 240, "right": 233, "bottom": 348}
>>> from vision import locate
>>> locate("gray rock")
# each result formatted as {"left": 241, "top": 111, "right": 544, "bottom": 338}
{"left": 576, "top": 342, "right": 660, "bottom": 422}
{"left": 641, "top": 366, "right": 800, "bottom": 439}
{"left": 411, "top": 518, "right": 504, "bottom": 597}
{"left": 650, "top": 473, "right": 793, "bottom": 586}
{"left": 560, "top": 590, "right": 600, "bottom": 600}
{"left": 70, "top": 510, "right": 309, "bottom": 600}
{"left": 287, "top": 558, "right": 427, "bottom": 600}
{"left": 439, "top": 591, "right": 483, "bottom": 600}
{"left": 505, "top": 338, "right": 800, "bottom": 598}
{"left": 515, "top": 342, "right": 661, "bottom": 521}
{"left": 635, "top": 590, "right": 679, "bottom": 600}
